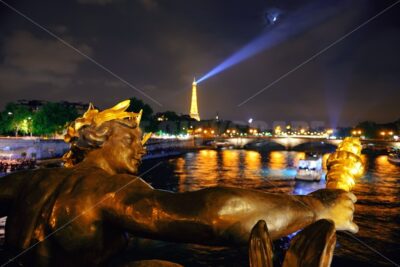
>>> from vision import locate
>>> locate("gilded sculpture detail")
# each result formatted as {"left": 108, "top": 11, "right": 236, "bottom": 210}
{"left": 0, "top": 100, "right": 362, "bottom": 267}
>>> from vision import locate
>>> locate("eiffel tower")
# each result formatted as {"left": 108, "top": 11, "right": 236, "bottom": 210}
{"left": 190, "top": 78, "right": 200, "bottom": 121}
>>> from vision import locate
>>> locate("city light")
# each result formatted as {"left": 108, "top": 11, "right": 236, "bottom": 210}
{"left": 352, "top": 129, "right": 362, "bottom": 136}
{"left": 275, "top": 126, "right": 281, "bottom": 135}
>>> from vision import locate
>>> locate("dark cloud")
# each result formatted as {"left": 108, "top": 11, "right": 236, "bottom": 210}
{"left": 3, "top": 31, "right": 91, "bottom": 75}
{"left": 0, "top": 30, "right": 92, "bottom": 104}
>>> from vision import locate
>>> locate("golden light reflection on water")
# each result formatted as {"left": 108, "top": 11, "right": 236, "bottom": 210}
{"left": 243, "top": 150, "right": 261, "bottom": 179}
{"left": 221, "top": 150, "right": 240, "bottom": 180}
{"left": 174, "top": 150, "right": 265, "bottom": 190}
{"left": 190, "top": 149, "right": 219, "bottom": 188}
{"left": 268, "top": 151, "right": 287, "bottom": 170}
{"left": 374, "top": 155, "right": 399, "bottom": 175}
{"left": 175, "top": 157, "right": 187, "bottom": 192}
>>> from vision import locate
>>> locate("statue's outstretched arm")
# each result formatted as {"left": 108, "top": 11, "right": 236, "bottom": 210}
{"left": 102, "top": 180, "right": 356, "bottom": 246}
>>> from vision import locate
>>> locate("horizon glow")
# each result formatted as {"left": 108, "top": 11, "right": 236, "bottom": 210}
{"left": 197, "top": 1, "right": 347, "bottom": 84}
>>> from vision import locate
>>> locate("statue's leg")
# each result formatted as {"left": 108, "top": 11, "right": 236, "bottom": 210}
{"left": 248, "top": 220, "right": 274, "bottom": 267}
{"left": 282, "top": 219, "right": 336, "bottom": 267}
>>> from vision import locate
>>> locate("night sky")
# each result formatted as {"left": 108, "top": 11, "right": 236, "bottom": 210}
{"left": 0, "top": 0, "right": 399, "bottom": 126}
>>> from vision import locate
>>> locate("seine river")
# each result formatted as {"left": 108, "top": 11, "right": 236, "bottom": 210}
{"left": 134, "top": 149, "right": 400, "bottom": 267}
{"left": 0, "top": 149, "right": 398, "bottom": 266}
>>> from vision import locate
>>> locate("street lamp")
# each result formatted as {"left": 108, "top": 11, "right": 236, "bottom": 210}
{"left": 352, "top": 129, "right": 362, "bottom": 136}
{"left": 275, "top": 126, "right": 281, "bottom": 136}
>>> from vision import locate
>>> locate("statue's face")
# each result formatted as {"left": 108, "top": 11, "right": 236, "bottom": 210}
{"left": 100, "top": 123, "right": 145, "bottom": 174}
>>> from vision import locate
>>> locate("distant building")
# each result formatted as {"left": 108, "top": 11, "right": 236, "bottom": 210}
{"left": 189, "top": 78, "right": 200, "bottom": 121}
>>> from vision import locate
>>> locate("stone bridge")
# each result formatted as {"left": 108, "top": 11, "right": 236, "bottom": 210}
{"left": 211, "top": 136, "right": 400, "bottom": 150}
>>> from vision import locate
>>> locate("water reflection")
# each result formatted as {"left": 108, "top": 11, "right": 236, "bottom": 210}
{"left": 268, "top": 151, "right": 287, "bottom": 170}
{"left": 140, "top": 149, "right": 400, "bottom": 266}
{"left": 221, "top": 149, "right": 240, "bottom": 180}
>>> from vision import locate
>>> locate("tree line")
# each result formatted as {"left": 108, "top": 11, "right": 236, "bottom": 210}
{"left": 0, "top": 98, "right": 196, "bottom": 137}
{"left": 0, "top": 102, "right": 78, "bottom": 137}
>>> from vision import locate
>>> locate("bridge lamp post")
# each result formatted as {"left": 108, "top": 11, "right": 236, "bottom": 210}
{"left": 352, "top": 130, "right": 362, "bottom": 136}
{"left": 274, "top": 126, "right": 281, "bottom": 136}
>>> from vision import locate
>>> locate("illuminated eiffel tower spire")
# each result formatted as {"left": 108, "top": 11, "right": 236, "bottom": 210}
{"left": 190, "top": 77, "right": 200, "bottom": 121}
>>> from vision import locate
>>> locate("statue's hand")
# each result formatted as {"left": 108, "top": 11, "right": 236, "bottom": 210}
{"left": 308, "top": 189, "right": 358, "bottom": 233}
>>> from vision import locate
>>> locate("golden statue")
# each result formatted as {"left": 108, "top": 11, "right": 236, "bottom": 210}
{"left": 326, "top": 137, "right": 364, "bottom": 191}
{"left": 0, "top": 100, "right": 358, "bottom": 266}
{"left": 248, "top": 137, "right": 364, "bottom": 267}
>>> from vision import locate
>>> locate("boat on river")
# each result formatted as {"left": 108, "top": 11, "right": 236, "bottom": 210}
{"left": 388, "top": 148, "right": 400, "bottom": 165}
{"left": 295, "top": 153, "right": 323, "bottom": 181}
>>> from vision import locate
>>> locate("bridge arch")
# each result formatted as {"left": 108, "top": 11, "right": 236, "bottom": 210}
{"left": 220, "top": 137, "right": 342, "bottom": 150}
{"left": 292, "top": 140, "right": 338, "bottom": 151}
{"left": 244, "top": 139, "right": 286, "bottom": 150}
